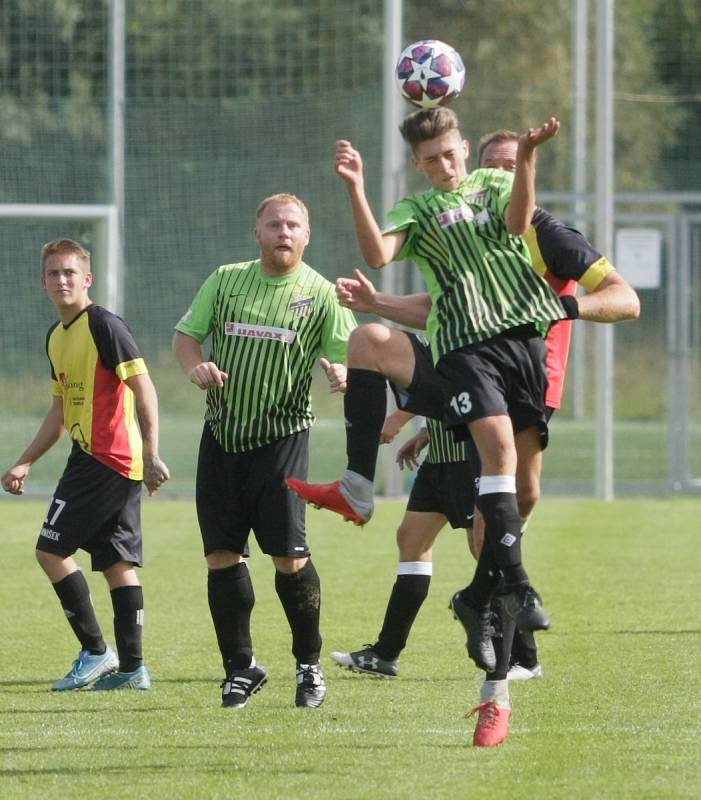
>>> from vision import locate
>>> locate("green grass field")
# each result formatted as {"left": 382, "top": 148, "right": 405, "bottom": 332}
{"left": 1, "top": 496, "right": 700, "bottom": 799}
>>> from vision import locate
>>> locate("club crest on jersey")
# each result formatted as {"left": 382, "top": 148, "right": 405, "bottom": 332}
{"left": 462, "top": 188, "right": 488, "bottom": 204}
{"left": 224, "top": 322, "right": 296, "bottom": 344}
{"left": 288, "top": 296, "right": 315, "bottom": 317}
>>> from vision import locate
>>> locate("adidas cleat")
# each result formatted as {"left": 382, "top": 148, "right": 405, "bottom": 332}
{"left": 221, "top": 661, "right": 268, "bottom": 708}
{"left": 91, "top": 665, "right": 152, "bottom": 691}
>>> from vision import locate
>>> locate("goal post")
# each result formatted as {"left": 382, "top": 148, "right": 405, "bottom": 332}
{"left": 0, "top": 204, "right": 121, "bottom": 315}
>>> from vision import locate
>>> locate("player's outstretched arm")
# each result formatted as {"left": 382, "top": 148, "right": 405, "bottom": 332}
{"left": 336, "top": 269, "right": 432, "bottom": 329}
{"left": 125, "top": 373, "right": 170, "bottom": 496}
{"left": 380, "top": 409, "right": 415, "bottom": 444}
{"left": 576, "top": 271, "right": 641, "bottom": 322}
{"left": 506, "top": 117, "right": 560, "bottom": 235}
{"left": 335, "top": 140, "right": 406, "bottom": 268}
{"left": 1, "top": 396, "right": 65, "bottom": 495}
{"left": 172, "top": 331, "right": 229, "bottom": 390}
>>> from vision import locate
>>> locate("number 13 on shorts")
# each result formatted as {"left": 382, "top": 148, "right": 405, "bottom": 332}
{"left": 450, "top": 391, "right": 472, "bottom": 416}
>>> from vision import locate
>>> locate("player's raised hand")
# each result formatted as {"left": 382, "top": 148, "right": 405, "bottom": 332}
{"left": 188, "top": 362, "right": 229, "bottom": 390}
{"left": 519, "top": 117, "right": 560, "bottom": 151}
{"left": 335, "top": 140, "right": 364, "bottom": 186}
{"left": 1, "top": 463, "right": 29, "bottom": 495}
{"left": 319, "top": 357, "right": 347, "bottom": 394}
{"left": 336, "top": 269, "right": 378, "bottom": 313}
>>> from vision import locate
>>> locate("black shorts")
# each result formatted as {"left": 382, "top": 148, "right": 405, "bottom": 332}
{"left": 196, "top": 423, "right": 309, "bottom": 559}
{"left": 437, "top": 327, "right": 549, "bottom": 447}
{"left": 407, "top": 459, "right": 478, "bottom": 529}
{"left": 35, "top": 444, "right": 143, "bottom": 571}
{"left": 389, "top": 333, "right": 444, "bottom": 419}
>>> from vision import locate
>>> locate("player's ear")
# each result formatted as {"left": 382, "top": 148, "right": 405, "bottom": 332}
{"left": 463, "top": 139, "right": 470, "bottom": 160}
{"left": 84, "top": 272, "right": 93, "bottom": 288}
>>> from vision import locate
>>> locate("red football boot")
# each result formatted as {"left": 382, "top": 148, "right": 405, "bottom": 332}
{"left": 285, "top": 478, "right": 368, "bottom": 526}
{"left": 466, "top": 701, "right": 511, "bottom": 747}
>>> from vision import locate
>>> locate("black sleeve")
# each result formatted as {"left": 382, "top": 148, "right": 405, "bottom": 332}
{"left": 87, "top": 305, "right": 143, "bottom": 372}
{"left": 46, "top": 321, "right": 60, "bottom": 381}
{"left": 531, "top": 207, "right": 604, "bottom": 282}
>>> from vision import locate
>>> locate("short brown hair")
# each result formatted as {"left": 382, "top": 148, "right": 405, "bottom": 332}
{"left": 477, "top": 129, "right": 519, "bottom": 166}
{"left": 40, "top": 239, "right": 91, "bottom": 274}
{"left": 256, "top": 193, "right": 309, "bottom": 225}
{"left": 399, "top": 107, "right": 462, "bottom": 151}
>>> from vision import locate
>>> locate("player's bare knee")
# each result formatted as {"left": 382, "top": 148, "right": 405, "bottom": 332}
{"left": 517, "top": 483, "right": 540, "bottom": 519}
{"left": 347, "top": 323, "right": 390, "bottom": 368}
{"left": 206, "top": 549, "right": 243, "bottom": 570}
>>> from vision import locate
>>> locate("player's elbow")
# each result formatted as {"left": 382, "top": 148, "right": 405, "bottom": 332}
{"left": 627, "top": 291, "right": 641, "bottom": 320}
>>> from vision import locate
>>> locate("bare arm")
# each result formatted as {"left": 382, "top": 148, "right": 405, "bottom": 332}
{"left": 172, "top": 331, "right": 229, "bottom": 390}
{"left": 336, "top": 269, "right": 432, "bottom": 329}
{"left": 335, "top": 140, "right": 406, "bottom": 268}
{"left": 577, "top": 271, "right": 641, "bottom": 322}
{"left": 124, "top": 372, "right": 170, "bottom": 495}
{"left": 506, "top": 118, "right": 560, "bottom": 235}
{"left": 380, "top": 409, "right": 416, "bottom": 444}
{"left": 1, "top": 395, "right": 65, "bottom": 494}
{"left": 395, "top": 425, "right": 429, "bottom": 471}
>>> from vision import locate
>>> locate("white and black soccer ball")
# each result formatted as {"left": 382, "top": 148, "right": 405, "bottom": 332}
{"left": 395, "top": 39, "right": 466, "bottom": 109}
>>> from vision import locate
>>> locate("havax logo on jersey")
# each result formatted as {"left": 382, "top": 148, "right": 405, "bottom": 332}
{"left": 289, "top": 296, "right": 315, "bottom": 317}
{"left": 438, "top": 206, "right": 490, "bottom": 229}
{"left": 224, "top": 322, "right": 297, "bottom": 344}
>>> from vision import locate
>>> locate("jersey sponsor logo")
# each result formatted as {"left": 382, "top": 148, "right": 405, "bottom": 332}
{"left": 437, "top": 206, "right": 491, "bottom": 229}
{"left": 58, "top": 372, "right": 85, "bottom": 392}
{"left": 224, "top": 322, "right": 297, "bottom": 344}
{"left": 39, "top": 526, "right": 61, "bottom": 541}
{"left": 289, "top": 296, "right": 315, "bottom": 317}
{"left": 438, "top": 206, "right": 474, "bottom": 227}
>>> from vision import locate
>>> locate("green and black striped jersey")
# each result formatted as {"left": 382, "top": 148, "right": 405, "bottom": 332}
{"left": 424, "top": 417, "right": 470, "bottom": 464}
{"left": 386, "top": 168, "right": 566, "bottom": 361}
{"left": 175, "top": 259, "right": 356, "bottom": 453}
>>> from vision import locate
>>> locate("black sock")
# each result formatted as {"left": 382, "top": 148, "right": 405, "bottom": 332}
{"left": 111, "top": 585, "right": 144, "bottom": 673}
{"left": 375, "top": 573, "right": 431, "bottom": 661}
{"left": 275, "top": 560, "right": 322, "bottom": 664}
{"left": 52, "top": 571, "right": 106, "bottom": 654}
{"left": 461, "top": 543, "right": 501, "bottom": 608}
{"left": 208, "top": 562, "right": 255, "bottom": 672}
{"left": 510, "top": 628, "right": 538, "bottom": 668}
{"left": 345, "top": 368, "right": 387, "bottom": 481}
{"left": 478, "top": 490, "right": 528, "bottom": 587}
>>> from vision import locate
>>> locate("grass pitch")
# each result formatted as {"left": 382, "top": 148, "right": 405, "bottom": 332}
{"left": 1, "top": 497, "right": 700, "bottom": 799}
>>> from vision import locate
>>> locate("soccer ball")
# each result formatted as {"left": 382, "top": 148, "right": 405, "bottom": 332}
{"left": 395, "top": 40, "right": 466, "bottom": 109}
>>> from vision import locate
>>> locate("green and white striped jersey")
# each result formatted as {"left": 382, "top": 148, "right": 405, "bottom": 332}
{"left": 386, "top": 168, "right": 566, "bottom": 361}
{"left": 424, "top": 417, "right": 470, "bottom": 465}
{"left": 175, "top": 259, "right": 356, "bottom": 452}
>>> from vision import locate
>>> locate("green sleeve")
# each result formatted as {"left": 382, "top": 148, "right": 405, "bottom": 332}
{"left": 320, "top": 289, "right": 357, "bottom": 363}
{"left": 386, "top": 197, "right": 418, "bottom": 261}
{"left": 173, "top": 270, "right": 220, "bottom": 342}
